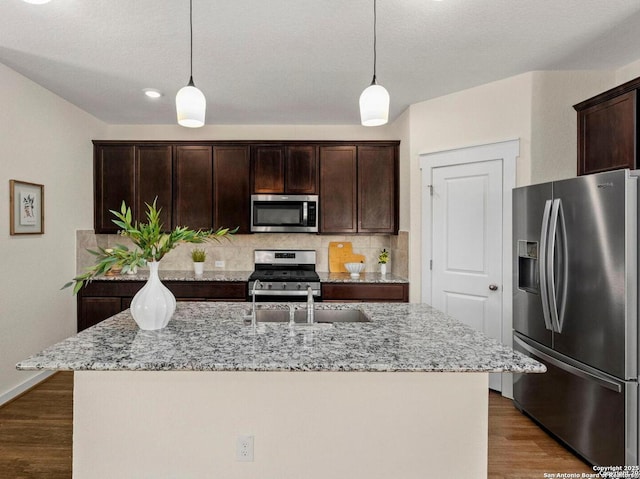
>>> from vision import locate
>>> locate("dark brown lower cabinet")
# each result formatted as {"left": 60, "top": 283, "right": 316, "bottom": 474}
{"left": 77, "top": 280, "right": 248, "bottom": 331}
{"left": 79, "top": 297, "right": 123, "bottom": 332}
{"left": 322, "top": 283, "right": 408, "bottom": 302}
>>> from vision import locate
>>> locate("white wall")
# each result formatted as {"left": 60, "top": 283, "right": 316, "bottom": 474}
{"left": 105, "top": 124, "right": 398, "bottom": 141}
{"left": 530, "top": 70, "right": 613, "bottom": 184}
{"left": 615, "top": 58, "right": 640, "bottom": 84}
{"left": 389, "top": 107, "right": 411, "bottom": 232}
{"left": 0, "top": 63, "right": 105, "bottom": 402}
{"left": 404, "top": 73, "right": 534, "bottom": 301}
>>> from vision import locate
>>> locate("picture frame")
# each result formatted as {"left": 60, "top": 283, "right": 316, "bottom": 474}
{"left": 9, "top": 180, "right": 44, "bottom": 235}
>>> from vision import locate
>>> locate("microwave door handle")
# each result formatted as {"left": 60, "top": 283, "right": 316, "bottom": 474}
{"left": 539, "top": 199, "right": 554, "bottom": 331}
{"left": 302, "top": 202, "right": 308, "bottom": 224}
{"left": 547, "top": 199, "right": 562, "bottom": 333}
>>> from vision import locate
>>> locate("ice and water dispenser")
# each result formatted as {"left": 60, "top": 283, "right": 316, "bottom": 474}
{"left": 517, "top": 240, "right": 539, "bottom": 294}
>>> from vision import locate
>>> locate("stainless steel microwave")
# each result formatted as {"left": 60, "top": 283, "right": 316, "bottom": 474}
{"left": 250, "top": 195, "right": 318, "bottom": 233}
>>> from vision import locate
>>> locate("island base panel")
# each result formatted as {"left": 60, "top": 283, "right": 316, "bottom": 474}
{"left": 73, "top": 371, "right": 488, "bottom": 479}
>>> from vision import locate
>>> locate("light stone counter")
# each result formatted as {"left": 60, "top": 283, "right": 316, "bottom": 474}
{"left": 18, "top": 302, "right": 541, "bottom": 373}
{"left": 94, "top": 269, "right": 253, "bottom": 282}
{"left": 89, "top": 270, "right": 408, "bottom": 283}
{"left": 318, "top": 271, "right": 408, "bottom": 283}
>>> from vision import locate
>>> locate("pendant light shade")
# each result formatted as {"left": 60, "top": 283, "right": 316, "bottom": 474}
{"left": 359, "top": 0, "right": 389, "bottom": 127}
{"left": 176, "top": 77, "right": 206, "bottom": 128}
{"left": 359, "top": 81, "right": 389, "bottom": 126}
{"left": 176, "top": 0, "right": 206, "bottom": 128}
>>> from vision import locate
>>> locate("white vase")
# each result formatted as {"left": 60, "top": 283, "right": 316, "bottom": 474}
{"left": 130, "top": 261, "right": 176, "bottom": 330}
{"left": 380, "top": 264, "right": 387, "bottom": 275}
{"left": 193, "top": 262, "right": 204, "bottom": 276}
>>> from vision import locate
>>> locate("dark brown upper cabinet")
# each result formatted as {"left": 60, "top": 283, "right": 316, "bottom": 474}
{"left": 135, "top": 145, "right": 172, "bottom": 228}
{"left": 94, "top": 144, "right": 135, "bottom": 233}
{"left": 285, "top": 145, "right": 318, "bottom": 194}
{"left": 252, "top": 146, "right": 285, "bottom": 193}
{"left": 357, "top": 145, "right": 398, "bottom": 234}
{"left": 173, "top": 145, "right": 213, "bottom": 230}
{"left": 94, "top": 140, "right": 399, "bottom": 236}
{"left": 319, "top": 146, "right": 358, "bottom": 233}
{"left": 213, "top": 145, "right": 250, "bottom": 234}
{"left": 575, "top": 79, "right": 639, "bottom": 176}
{"left": 252, "top": 145, "right": 318, "bottom": 194}
{"left": 319, "top": 144, "right": 399, "bottom": 235}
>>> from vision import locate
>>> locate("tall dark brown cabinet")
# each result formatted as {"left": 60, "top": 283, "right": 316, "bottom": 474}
{"left": 135, "top": 145, "right": 172, "bottom": 227}
{"left": 213, "top": 145, "right": 250, "bottom": 233}
{"left": 357, "top": 145, "right": 397, "bottom": 233}
{"left": 94, "top": 144, "right": 135, "bottom": 233}
{"left": 319, "top": 146, "right": 358, "bottom": 233}
{"left": 173, "top": 145, "right": 213, "bottom": 230}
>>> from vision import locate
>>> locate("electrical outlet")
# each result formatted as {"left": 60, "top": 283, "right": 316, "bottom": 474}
{"left": 236, "top": 435, "right": 254, "bottom": 462}
{"left": 215, "top": 260, "right": 225, "bottom": 268}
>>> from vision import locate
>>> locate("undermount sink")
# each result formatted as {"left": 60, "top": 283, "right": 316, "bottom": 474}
{"left": 247, "top": 308, "right": 370, "bottom": 323}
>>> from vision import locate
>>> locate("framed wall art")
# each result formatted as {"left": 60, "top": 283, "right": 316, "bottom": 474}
{"left": 10, "top": 180, "right": 44, "bottom": 235}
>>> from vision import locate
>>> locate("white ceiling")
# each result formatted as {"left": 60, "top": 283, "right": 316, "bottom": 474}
{"left": 2, "top": 0, "right": 640, "bottom": 125}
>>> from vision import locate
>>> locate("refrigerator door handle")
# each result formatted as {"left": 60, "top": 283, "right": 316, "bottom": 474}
{"left": 514, "top": 335, "right": 622, "bottom": 393}
{"left": 556, "top": 200, "right": 568, "bottom": 333}
{"left": 547, "top": 199, "right": 567, "bottom": 333}
{"left": 539, "top": 199, "right": 554, "bottom": 331}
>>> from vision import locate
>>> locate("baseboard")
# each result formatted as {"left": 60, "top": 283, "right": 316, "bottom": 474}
{"left": 0, "top": 371, "right": 55, "bottom": 407}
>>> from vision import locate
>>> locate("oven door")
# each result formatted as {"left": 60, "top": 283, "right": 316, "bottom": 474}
{"left": 250, "top": 195, "right": 318, "bottom": 233}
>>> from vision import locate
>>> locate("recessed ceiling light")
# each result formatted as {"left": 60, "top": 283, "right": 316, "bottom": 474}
{"left": 143, "top": 89, "right": 162, "bottom": 99}
{"left": 22, "top": 0, "right": 52, "bottom": 4}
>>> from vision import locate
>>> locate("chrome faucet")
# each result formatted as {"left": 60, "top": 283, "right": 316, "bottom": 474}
{"left": 306, "top": 285, "right": 314, "bottom": 324}
{"left": 251, "top": 280, "right": 262, "bottom": 328}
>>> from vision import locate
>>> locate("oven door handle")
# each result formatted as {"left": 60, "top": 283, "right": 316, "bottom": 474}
{"left": 250, "top": 290, "right": 320, "bottom": 297}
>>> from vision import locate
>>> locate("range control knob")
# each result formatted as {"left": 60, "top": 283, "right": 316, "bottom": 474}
{"left": 267, "top": 283, "right": 272, "bottom": 289}
{"left": 297, "top": 283, "right": 302, "bottom": 290}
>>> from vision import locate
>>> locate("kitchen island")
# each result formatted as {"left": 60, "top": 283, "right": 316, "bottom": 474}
{"left": 18, "top": 302, "right": 543, "bottom": 479}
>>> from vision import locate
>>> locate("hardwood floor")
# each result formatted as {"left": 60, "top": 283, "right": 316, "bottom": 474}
{"left": 0, "top": 374, "right": 595, "bottom": 478}
{"left": 488, "top": 390, "right": 594, "bottom": 478}
{"left": 0, "top": 372, "right": 73, "bottom": 479}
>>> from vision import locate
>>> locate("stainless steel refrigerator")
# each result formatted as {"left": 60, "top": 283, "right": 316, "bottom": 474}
{"left": 513, "top": 169, "right": 638, "bottom": 466}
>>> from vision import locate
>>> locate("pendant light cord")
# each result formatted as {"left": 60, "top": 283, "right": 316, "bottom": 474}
{"left": 372, "top": 0, "right": 377, "bottom": 85}
{"left": 189, "top": 0, "right": 194, "bottom": 85}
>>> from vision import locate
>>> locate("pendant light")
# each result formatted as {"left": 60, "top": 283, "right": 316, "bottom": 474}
{"left": 176, "top": 0, "right": 206, "bottom": 128}
{"left": 359, "top": 0, "right": 389, "bottom": 127}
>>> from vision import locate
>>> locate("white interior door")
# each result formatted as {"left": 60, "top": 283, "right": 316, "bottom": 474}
{"left": 420, "top": 140, "right": 519, "bottom": 397}
{"left": 431, "top": 160, "right": 503, "bottom": 335}
{"left": 431, "top": 160, "right": 503, "bottom": 390}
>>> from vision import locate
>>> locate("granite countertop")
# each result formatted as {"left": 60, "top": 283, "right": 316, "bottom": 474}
{"left": 96, "top": 270, "right": 253, "bottom": 282}
{"left": 94, "top": 270, "right": 408, "bottom": 284}
{"left": 318, "top": 272, "right": 407, "bottom": 283}
{"left": 17, "top": 302, "right": 544, "bottom": 374}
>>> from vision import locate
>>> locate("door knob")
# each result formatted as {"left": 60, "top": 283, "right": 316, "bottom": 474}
{"left": 489, "top": 284, "right": 498, "bottom": 291}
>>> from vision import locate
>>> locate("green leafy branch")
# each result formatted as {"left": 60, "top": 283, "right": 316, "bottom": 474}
{"left": 63, "top": 199, "right": 237, "bottom": 294}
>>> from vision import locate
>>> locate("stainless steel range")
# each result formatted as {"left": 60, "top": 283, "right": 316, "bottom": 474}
{"left": 248, "top": 250, "right": 321, "bottom": 301}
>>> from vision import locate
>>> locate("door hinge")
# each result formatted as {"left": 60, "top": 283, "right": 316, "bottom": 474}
{"left": 427, "top": 184, "right": 433, "bottom": 196}
{"left": 430, "top": 259, "right": 433, "bottom": 270}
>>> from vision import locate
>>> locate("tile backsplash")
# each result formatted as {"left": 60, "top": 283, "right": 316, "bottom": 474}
{"left": 77, "top": 230, "right": 409, "bottom": 278}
